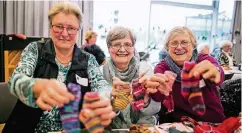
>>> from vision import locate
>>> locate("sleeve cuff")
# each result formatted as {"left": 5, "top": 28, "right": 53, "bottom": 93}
{"left": 28, "top": 78, "right": 39, "bottom": 108}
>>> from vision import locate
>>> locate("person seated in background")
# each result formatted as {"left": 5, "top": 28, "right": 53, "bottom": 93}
{"left": 218, "top": 40, "right": 236, "bottom": 70}
{"left": 84, "top": 44, "right": 106, "bottom": 65}
{"left": 101, "top": 26, "right": 161, "bottom": 129}
{"left": 145, "top": 26, "right": 225, "bottom": 123}
{"left": 84, "top": 30, "right": 97, "bottom": 46}
{"left": 3, "top": 2, "right": 115, "bottom": 133}
{"left": 197, "top": 43, "right": 210, "bottom": 55}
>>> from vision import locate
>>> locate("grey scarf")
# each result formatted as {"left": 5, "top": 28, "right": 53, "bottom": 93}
{"left": 103, "top": 57, "right": 140, "bottom": 84}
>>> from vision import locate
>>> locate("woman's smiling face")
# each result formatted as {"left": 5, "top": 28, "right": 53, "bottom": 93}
{"left": 108, "top": 35, "right": 134, "bottom": 67}
{"left": 167, "top": 33, "right": 194, "bottom": 66}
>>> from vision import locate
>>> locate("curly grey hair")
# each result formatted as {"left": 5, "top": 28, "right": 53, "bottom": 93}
{"left": 219, "top": 40, "right": 233, "bottom": 48}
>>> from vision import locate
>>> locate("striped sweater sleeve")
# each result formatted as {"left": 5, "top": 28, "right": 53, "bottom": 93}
{"left": 8, "top": 42, "right": 39, "bottom": 107}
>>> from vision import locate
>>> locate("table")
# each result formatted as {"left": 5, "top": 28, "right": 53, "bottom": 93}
{"left": 224, "top": 70, "right": 242, "bottom": 80}
{"left": 48, "top": 124, "right": 192, "bottom": 133}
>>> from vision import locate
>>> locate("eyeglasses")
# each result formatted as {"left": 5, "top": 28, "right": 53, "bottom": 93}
{"left": 169, "top": 41, "right": 191, "bottom": 48}
{"left": 110, "top": 42, "right": 134, "bottom": 50}
{"left": 51, "top": 24, "right": 79, "bottom": 35}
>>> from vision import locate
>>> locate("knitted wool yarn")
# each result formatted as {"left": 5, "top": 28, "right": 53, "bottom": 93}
{"left": 112, "top": 83, "right": 132, "bottom": 111}
{"left": 181, "top": 61, "right": 205, "bottom": 116}
{"left": 59, "top": 83, "right": 81, "bottom": 133}
{"left": 131, "top": 78, "right": 146, "bottom": 110}
{"left": 163, "top": 71, "right": 177, "bottom": 113}
{"left": 79, "top": 92, "right": 104, "bottom": 133}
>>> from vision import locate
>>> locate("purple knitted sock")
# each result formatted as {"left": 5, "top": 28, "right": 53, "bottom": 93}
{"left": 59, "top": 83, "right": 81, "bottom": 133}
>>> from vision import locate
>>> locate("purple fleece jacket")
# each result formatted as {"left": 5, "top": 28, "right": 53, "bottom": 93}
{"left": 150, "top": 54, "right": 225, "bottom": 123}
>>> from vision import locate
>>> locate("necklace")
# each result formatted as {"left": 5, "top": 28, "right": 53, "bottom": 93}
{"left": 55, "top": 57, "right": 71, "bottom": 65}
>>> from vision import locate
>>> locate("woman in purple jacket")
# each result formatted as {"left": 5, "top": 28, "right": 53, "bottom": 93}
{"left": 146, "top": 26, "right": 225, "bottom": 123}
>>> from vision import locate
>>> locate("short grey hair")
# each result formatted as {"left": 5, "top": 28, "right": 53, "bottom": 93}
{"left": 197, "top": 43, "right": 210, "bottom": 53}
{"left": 164, "top": 26, "right": 197, "bottom": 50}
{"left": 219, "top": 40, "right": 233, "bottom": 48}
{"left": 48, "top": 2, "right": 82, "bottom": 26}
{"left": 106, "top": 26, "right": 136, "bottom": 47}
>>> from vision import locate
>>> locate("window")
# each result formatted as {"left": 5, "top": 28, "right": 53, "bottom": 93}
{"left": 215, "top": 0, "right": 235, "bottom": 44}
{"left": 92, "top": 0, "right": 235, "bottom": 66}
{"left": 93, "top": 1, "right": 150, "bottom": 57}
{"left": 159, "top": 0, "right": 213, "bottom": 6}
{"left": 149, "top": 4, "right": 213, "bottom": 65}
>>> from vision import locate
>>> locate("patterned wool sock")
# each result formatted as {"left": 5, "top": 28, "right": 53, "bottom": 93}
{"left": 112, "top": 84, "right": 132, "bottom": 111}
{"left": 79, "top": 92, "right": 104, "bottom": 133}
{"left": 163, "top": 71, "right": 177, "bottom": 113}
{"left": 131, "top": 78, "right": 146, "bottom": 110}
{"left": 131, "top": 99, "right": 145, "bottom": 110}
{"left": 132, "top": 78, "right": 146, "bottom": 100}
{"left": 181, "top": 61, "right": 205, "bottom": 116}
{"left": 59, "top": 83, "right": 81, "bottom": 133}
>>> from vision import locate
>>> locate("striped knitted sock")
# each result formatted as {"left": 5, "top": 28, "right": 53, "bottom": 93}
{"left": 79, "top": 92, "right": 104, "bottom": 133}
{"left": 131, "top": 78, "right": 146, "bottom": 110}
{"left": 163, "top": 71, "right": 177, "bottom": 113}
{"left": 112, "top": 84, "right": 132, "bottom": 111}
{"left": 181, "top": 61, "right": 205, "bottom": 116}
{"left": 59, "top": 83, "right": 81, "bottom": 133}
{"left": 132, "top": 78, "right": 146, "bottom": 100}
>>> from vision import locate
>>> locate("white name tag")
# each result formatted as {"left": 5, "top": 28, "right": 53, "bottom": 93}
{"left": 199, "top": 79, "right": 206, "bottom": 88}
{"left": 76, "top": 74, "right": 88, "bottom": 86}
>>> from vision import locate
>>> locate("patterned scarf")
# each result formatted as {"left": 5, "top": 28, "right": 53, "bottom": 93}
{"left": 103, "top": 57, "right": 140, "bottom": 84}
{"left": 164, "top": 49, "right": 198, "bottom": 82}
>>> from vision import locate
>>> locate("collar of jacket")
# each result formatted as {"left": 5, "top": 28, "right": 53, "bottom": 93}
{"left": 40, "top": 39, "right": 88, "bottom": 71}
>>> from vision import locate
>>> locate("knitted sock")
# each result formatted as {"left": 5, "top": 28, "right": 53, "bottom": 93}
{"left": 59, "top": 83, "right": 81, "bottom": 133}
{"left": 181, "top": 61, "right": 205, "bottom": 116}
{"left": 112, "top": 84, "right": 132, "bottom": 111}
{"left": 131, "top": 78, "right": 146, "bottom": 110}
{"left": 132, "top": 78, "right": 146, "bottom": 100}
{"left": 163, "top": 71, "right": 177, "bottom": 113}
{"left": 131, "top": 99, "right": 145, "bottom": 110}
{"left": 79, "top": 92, "right": 104, "bottom": 133}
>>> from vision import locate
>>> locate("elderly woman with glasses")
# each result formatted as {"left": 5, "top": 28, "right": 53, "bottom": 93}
{"left": 100, "top": 26, "right": 161, "bottom": 129}
{"left": 3, "top": 2, "right": 115, "bottom": 133}
{"left": 145, "top": 26, "right": 225, "bottom": 123}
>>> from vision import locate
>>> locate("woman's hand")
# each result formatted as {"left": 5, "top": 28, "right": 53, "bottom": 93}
{"left": 87, "top": 97, "right": 116, "bottom": 126}
{"left": 189, "top": 60, "right": 221, "bottom": 83}
{"left": 145, "top": 73, "right": 170, "bottom": 96}
{"left": 112, "top": 77, "right": 130, "bottom": 96}
{"left": 33, "top": 79, "right": 75, "bottom": 111}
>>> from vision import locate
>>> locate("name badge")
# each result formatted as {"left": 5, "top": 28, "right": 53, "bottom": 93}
{"left": 76, "top": 74, "right": 88, "bottom": 86}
